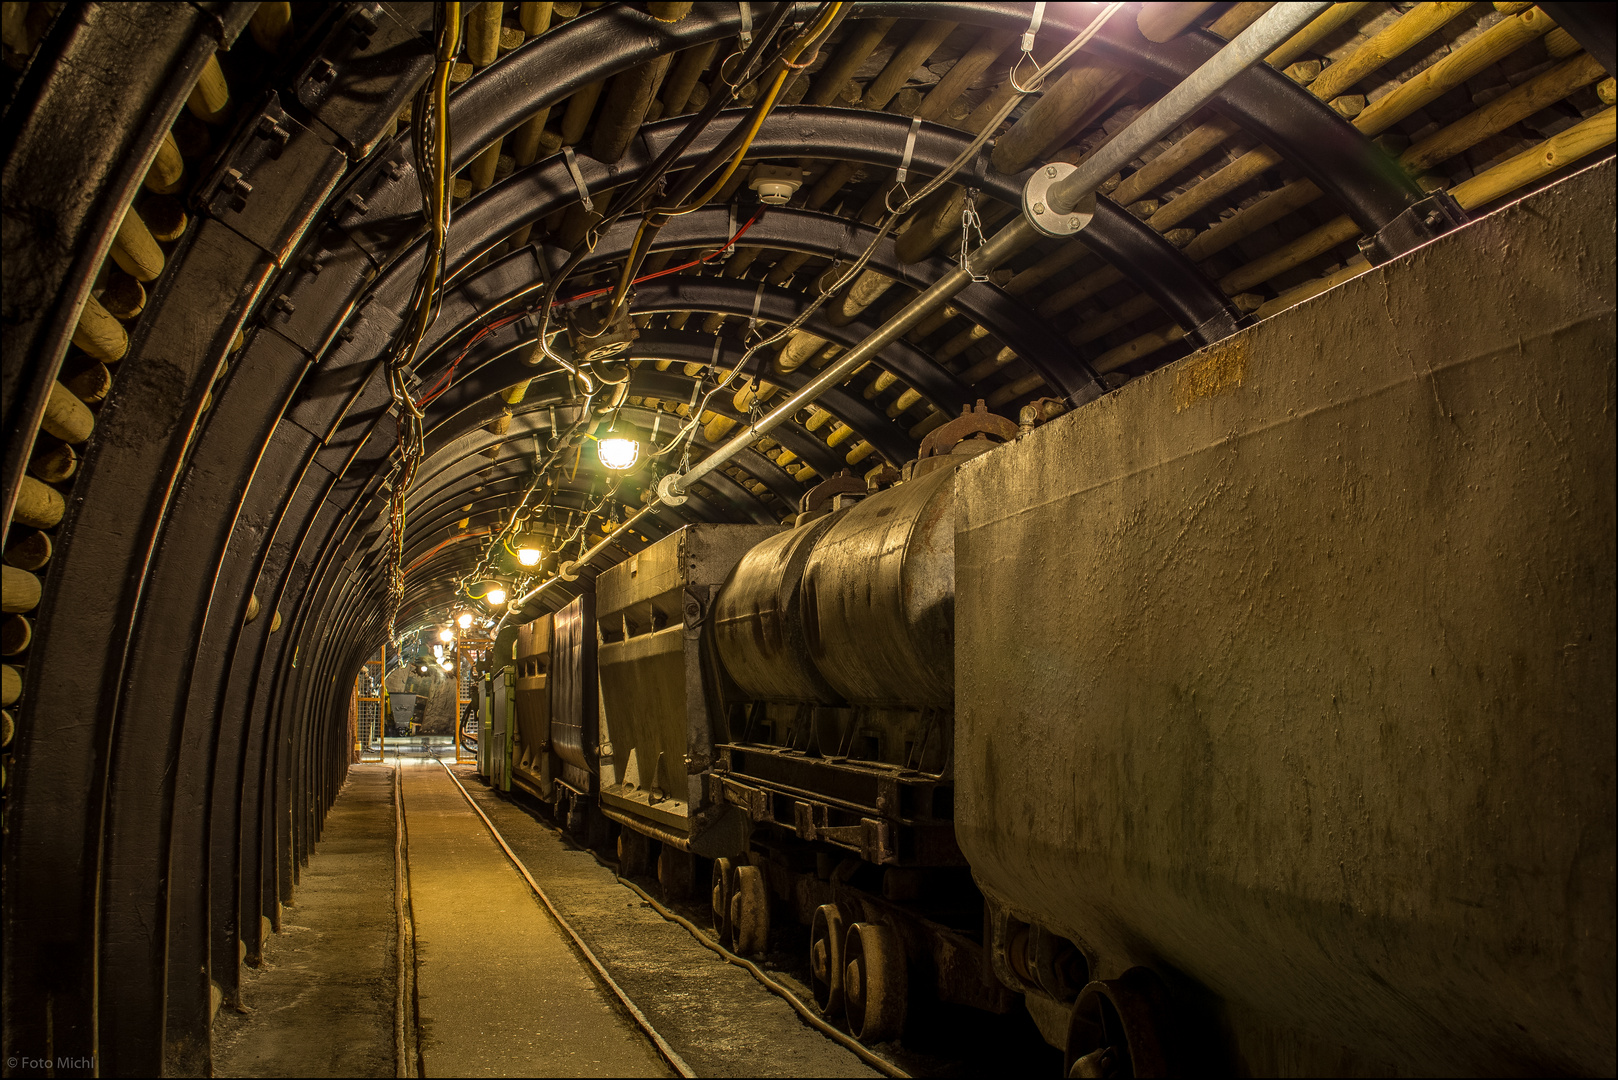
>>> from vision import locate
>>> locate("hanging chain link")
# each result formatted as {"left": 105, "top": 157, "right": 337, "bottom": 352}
{"left": 959, "top": 189, "right": 991, "bottom": 282}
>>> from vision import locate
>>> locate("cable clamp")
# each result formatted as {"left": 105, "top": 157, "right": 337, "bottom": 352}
{"left": 563, "top": 146, "right": 593, "bottom": 213}
{"left": 1011, "top": 1, "right": 1049, "bottom": 93}
{"left": 746, "top": 281, "right": 767, "bottom": 343}
{"left": 737, "top": 2, "right": 753, "bottom": 48}
{"left": 1021, "top": 2, "right": 1046, "bottom": 54}
{"left": 894, "top": 115, "right": 922, "bottom": 186}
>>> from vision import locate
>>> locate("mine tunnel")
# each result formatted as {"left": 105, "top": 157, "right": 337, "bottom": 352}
{"left": 2, "top": 1, "right": 1614, "bottom": 1076}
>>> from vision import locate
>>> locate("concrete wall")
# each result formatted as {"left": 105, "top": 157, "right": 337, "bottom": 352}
{"left": 954, "top": 160, "right": 1615, "bottom": 1075}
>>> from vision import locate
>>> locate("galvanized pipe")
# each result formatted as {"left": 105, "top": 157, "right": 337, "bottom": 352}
{"left": 494, "top": 0, "right": 1334, "bottom": 624}
{"left": 1044, "top": 1, "right": 1332, "bottom": 218}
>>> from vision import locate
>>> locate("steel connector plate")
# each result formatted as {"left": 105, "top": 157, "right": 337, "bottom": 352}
{"left": 1023, "top": 162, "right": 1097, "bottom": 239}
{"left": 656, "top": 470, "right": 689, "bottom": 506}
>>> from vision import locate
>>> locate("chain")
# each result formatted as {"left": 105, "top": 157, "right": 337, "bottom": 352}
{"left": 959, "top": 190, "right": 990, "bottom": 282}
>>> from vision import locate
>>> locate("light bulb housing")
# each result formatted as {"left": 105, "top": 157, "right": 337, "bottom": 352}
{"left": 517, "top": 545, "right": 542, "bottom": 566}
{"left": 456, "top": 612, "right": 473, "bottom": 629}
{"left": 486, "top": 587, "right": 508, "bottom": 606}
{"left": 438, "top": 628, "right": 454, "bottom": 643}
{"left": 597, "top": 437, "right": 640, "bottom": 471}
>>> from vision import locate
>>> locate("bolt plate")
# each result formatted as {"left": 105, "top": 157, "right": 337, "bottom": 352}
{"left": 1022, "top": 161, "right": 1097, "bottom": 239}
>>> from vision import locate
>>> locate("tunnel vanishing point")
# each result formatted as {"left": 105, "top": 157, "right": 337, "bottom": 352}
{"left": 1, "top": 2, "right": 1614, "bottom": 1076}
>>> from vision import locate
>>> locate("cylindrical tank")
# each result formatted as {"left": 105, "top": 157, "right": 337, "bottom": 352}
{"left": 801, "top": 463, "right": 957, "bottom": 707}
{"left": 712, "top": 513, "right": 843, "bottom": 703}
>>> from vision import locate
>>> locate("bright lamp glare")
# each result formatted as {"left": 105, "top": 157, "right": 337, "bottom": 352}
{"left": 456, "top": 612, "right": 473, "bottom": 629}
{"left": 597, "top": 437, "right": 640, "bottom": 471}
{"left": 438, "top": 628, "right": 454, "bottom": 643}
{"left": 517, "top": 545, "right": 542, "bottom": 566}
{"left": 487, "top": 587, "right": 508, "bottom": 606}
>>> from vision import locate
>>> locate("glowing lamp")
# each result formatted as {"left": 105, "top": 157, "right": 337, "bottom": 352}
{"left": 438, "top": 628, "right": 455, "bottom": 643}
{"left": 486, "top": 586, "right": 508, "bottom": 606}
{"left": 517, "top": 542, "right": 543, "bottom": 567}
{"left": 456, "top": 612, "right": 473, "bottom": 629}
{"left": 597, "top": 437, "right": 640, "bottom": 471}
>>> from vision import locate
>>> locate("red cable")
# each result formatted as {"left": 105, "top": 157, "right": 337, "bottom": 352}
{"left": 413, "top": 212, "right": 763, "bottom": 408}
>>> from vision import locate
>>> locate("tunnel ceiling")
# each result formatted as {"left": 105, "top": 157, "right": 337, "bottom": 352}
{"left": 0, "top": 3, "right": 1614, "bottom": 1066}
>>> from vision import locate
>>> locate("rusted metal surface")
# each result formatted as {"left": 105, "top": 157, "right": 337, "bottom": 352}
{"left": 549, "top": 591, "right": 598, "bottom": 795}
{"left": 595, "top": 523, "right": 779, "bottom": 855}
{"left": 953, "top": 161, "right": 1617, "bottom": 1075}
{"left": 803, "top": 465, "right": 957, "bottom": 707}
{"left": 712, "top": 513, "right": 844, "bottom": 704}
{"left": 915, "top": 401, "right": 1018, "bottom": 462}
{"left": 511, "top": 613, "right": 553, "bottom": 799}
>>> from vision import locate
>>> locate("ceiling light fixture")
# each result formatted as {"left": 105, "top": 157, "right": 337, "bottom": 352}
{"left": 598, "top": 437, "right": 639, "bottom": 471}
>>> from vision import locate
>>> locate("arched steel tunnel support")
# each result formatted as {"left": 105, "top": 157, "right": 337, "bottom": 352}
{"left": 0, "top": 3, "right": 1466, "bottom": 1074}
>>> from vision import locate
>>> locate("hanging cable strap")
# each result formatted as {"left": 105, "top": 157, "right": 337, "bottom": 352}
{"left": 563, "top": 146, "right": 593, "bottom": 212}
{"left": 1022, "top": 2, "right": 1047, "bottom": 54}
{"left": 894, "top": 115, "right": 922, "bottom": 186}
{"left": 737, "top": 2, "right": 753, "bottom": 48}
{"left": 746, "top": 281, "right": 767, "bottom": 344}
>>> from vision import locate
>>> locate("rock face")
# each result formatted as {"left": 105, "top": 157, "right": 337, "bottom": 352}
{"left": 419, "top": 669, "right": 459, "bottom": 735}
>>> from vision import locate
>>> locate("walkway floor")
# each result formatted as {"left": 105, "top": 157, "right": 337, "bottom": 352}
{"left": 402, "top": 763, "right": 668, "bottom": 1077}
{"left": 213, "top": 747, "right": 878, "bottom": 1077}
{"left": 212, "top": 763, "right": 397, "bottom": 1078}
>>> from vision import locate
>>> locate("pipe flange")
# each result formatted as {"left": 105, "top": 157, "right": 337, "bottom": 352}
{"left": 558, "top": 560, "right": 580, "bottom": 582}
{"left": 1022, "top": 162, "right": 1096, "bottom": 239}
{"left": 656, "top": 471, "right": 689, "bottom": 506}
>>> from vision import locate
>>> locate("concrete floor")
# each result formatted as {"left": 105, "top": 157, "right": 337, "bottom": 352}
{"left": 402, "top": 764, "right": 669, "bottom": 1078}
{"left": 455, "top": 771, "right": 882, "bottom": 1078}
{"left": 212, "top": 748, "right": 877, "bottom": 1077}
{"left": 212, "top": 764, "right": 398, "bottom": 1078}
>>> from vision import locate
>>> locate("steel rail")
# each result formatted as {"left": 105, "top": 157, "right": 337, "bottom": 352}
{"left": 431, "top": 757, "right": 699, "bottom": 1079}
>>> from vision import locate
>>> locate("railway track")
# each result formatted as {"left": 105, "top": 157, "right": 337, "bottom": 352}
{"left": 387, "top": 749, "right": 911, "bottom": 1077}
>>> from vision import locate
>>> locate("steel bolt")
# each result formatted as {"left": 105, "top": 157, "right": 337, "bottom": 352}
{"left": 270, "top": 294, "right": 296, "bottom": 316}
{"left": 1045, "top": 166, "right": 1058, "bottom": 178}
{"left": 309, "top": 58, "right": 337, "bottom": 83}
{"left": 1033, "top": 201, "right": 1045, "bottom": 214}
{"left": 1069, "top": 216, "right": 1082, "bottom": 229}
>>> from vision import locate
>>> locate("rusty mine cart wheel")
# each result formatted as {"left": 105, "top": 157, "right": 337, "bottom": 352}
{"left": 711, "top": 856, "right": 734, "bottom": 944}
{"left": 729, "top": 864, "right": 769, "bottom": 954}
{"left": 617, "top": 828, "right": 653, "bottom": 878}
{"left": 809, "top": 903, "right": 846, "bottom": 1015}
{"left": 657, "top": 844, "right": 694, "bottom": 900}
{"left": 843, "top": 921, "right": 906, "bottom": 1044}
{"left": 1064, "top": 967, "right": 1174, "bottom": 1079}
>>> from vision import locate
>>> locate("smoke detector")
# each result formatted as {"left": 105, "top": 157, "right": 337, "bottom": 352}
{"left": 749, "top": 164, "right": 804, "bottom": 205}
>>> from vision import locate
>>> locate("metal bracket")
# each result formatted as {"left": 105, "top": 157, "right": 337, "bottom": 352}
{"left": 1022, "top": 2, "right": 1047, "bottom": 54}
{"left": 894, "top": 115, "right": 922, "bottom": 186}
{"left": 737, "top": 2, "right": 753, "bottom": 48}
{"left": 1023, "top": 161, "right": 1097, "bottom": 238}
{"left": 1358, "top": 190, "right": 1466, "bottom": 265}
{"left": 563, "top": 146, "right": 594, "bottom": 213}
{"left": 657, "top": 471, "right": 689, "bottom": 506}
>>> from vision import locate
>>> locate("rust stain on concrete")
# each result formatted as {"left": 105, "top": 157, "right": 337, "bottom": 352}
{"left": 1174, "top": 337, "right": 1249, "bottom": 412}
